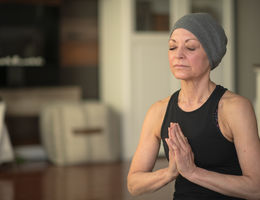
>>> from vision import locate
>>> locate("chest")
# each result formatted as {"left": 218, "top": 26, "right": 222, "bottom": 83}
{"left": 162, "top": 106, "right": 237, "bottom": 168}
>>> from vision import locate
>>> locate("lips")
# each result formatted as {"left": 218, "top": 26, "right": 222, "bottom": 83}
{"left": 173, "top": 64, "right": 189, "bottom": 68}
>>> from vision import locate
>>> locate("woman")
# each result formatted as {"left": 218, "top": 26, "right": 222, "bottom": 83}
{"left": 127, "top": 13, "right": 260, "bottom": 200}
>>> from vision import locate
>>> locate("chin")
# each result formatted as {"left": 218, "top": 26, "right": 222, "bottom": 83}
{"left": 172, "top": 71, "right": 191, "bottom": 80}
{"left": 171, "top": 66, "right": 192, "bottom": 78}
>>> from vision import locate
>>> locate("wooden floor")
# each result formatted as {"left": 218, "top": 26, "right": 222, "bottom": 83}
{"left": 0, "top": 158, "right": 174, "bottom": 200}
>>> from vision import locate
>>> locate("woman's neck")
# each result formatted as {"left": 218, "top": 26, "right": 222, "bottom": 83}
{"left": 178, "top": 80, "right": 216, "bottom": 111}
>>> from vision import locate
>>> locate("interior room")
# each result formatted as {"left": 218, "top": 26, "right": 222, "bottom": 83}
{"left": 0, "top": 0, "right": 260, "bottom": 199}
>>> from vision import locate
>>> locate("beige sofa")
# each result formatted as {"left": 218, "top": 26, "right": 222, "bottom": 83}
{"left": 40, "top": 101, "right": 120, "bottom": 165}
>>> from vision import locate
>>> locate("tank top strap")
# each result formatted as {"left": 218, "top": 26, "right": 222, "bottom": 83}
{"left": 171, "top": 89, "right": 180, "bottom": 104}
{"left": 207, "top": 85, "right": 227, "bottom": 112}
{"left": 163, "top": 89, "right": 180, "bottom": 118}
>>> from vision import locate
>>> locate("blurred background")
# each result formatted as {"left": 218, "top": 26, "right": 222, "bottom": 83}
{"left": 0, "top": 0, "right": 260, "bottom": 199}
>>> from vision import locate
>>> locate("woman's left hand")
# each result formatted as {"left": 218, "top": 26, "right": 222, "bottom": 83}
{"left": 167, "top": 123, "right": 197, "bottom": 179}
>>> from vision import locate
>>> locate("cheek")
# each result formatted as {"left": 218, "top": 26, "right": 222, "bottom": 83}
{"left": 200, "top": 56, "right": 210, "bottom": 68}
{"left": 190, "top": 54, "right": 209, "bottom": 68}
{"left": 168, "top": 51, "right": 175, "bottom": 65}
{"left": 168, "top": 51, "right": 172, "bottom": 63}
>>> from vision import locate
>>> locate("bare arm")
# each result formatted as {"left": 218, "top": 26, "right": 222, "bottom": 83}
{"left": 168, "top": 93, "right": 260, "bottom": 199}
{"left": 127, "top": 99, "right": 178, "bottom": 196}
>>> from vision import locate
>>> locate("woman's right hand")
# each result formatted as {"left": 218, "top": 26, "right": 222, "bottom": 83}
{"left": 165, "top": 123, "right": 179, "bottom": 179}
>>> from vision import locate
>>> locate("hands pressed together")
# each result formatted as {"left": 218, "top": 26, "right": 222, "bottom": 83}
{"left": 165, "top": 122, "right": 197, "bottom": 179}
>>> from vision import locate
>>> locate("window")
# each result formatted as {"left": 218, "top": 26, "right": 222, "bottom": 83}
{"left": 135, "top": 0, "right": 170, "bottom": 31}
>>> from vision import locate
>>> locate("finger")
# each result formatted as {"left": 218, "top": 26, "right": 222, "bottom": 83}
{"left": 169, "top": 139, "right": 180, "bottom": 157}
{"left": 173, "top": 124, "right": 187, "bottom": 151}
{"left": 168, "top": 127, "right": 173, "bottom": 140}
{"left": 170, "top": 122, "right": 175, "bottom": 128}
{"left": 165, "top": 138, "right": 173, "bottom": 150}
{"left": 166, "top": 139, "right": 178, "bottom": 161}
{"left": 166, "top": 139, "right": 177, "bottom": 170}
{"left": 168, "top": 124, "right": 175, "bottom": 139}
{"left": 176, "top": 125, "right": 193, "bottom": 156}
{"left": 176, "top": 124, "right": 189, "bottom": 145}
{"left": 169, "top": 134, "right": 181, "bottom": 153}
{"left": 168, "top": 123, "right": 184, "bottom": 152}
{"left": 166, "top": 137, "right": 179, "bottom": 154}
{"left": 170, "top": 122, "right": 177, "bottom": 131}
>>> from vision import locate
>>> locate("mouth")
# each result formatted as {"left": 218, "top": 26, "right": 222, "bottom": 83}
{"left": 173, "top": 64, "right": 189, "bottom": 68}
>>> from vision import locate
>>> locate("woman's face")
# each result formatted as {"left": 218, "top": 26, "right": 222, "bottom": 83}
{"left": 168, "top": 28, "right": 210, "bottom": 81}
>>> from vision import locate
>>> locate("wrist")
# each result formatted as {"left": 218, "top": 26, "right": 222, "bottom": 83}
{"left": 166, "top": 167, "right": 179, "bottom": 182}
{"left": 185, "top": 166, "right": 200, "bottom": 182}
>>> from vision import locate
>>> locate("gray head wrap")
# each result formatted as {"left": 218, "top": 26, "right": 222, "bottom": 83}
{"left": 170, "top": 13, "right": 227, "bottom": 70}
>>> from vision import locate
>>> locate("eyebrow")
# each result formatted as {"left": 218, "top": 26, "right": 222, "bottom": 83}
{"left": 169, "top": 38, "right": 198, "bottom": 43}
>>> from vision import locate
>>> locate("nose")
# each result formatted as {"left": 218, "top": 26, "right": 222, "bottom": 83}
{"left": 175, "top": 46, "right": 185, "bottom": 59}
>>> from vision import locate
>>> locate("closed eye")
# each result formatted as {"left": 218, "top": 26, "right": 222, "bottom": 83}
{"left": 169, "top": 47, "right": 176, "bottom": 51}
{"left": 187, "top": 47, "right": 195, "bottom": 51}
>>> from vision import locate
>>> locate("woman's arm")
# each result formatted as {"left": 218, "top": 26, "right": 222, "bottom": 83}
{"left": 127, "top": 99, "right": 178, "bottom": 196}
{"left": 168, "top": 93, "right": 260, "bottom": 199}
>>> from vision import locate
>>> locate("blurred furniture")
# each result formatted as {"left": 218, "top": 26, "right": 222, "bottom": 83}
{"left": 40, "top": 101, "right": 120, "bottom": 165}
{"left": 0, "top": 101, "right": 14, "bottom": 164}
{"left": 0, "top": 86, "right": 82, "bottom": 117}
{"left": 0, "top": 86, "right": 82, "bottom": 146}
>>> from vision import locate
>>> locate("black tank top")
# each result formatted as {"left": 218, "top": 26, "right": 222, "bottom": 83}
{"left": 161, "top": 85, "right": 244, "bottom": 200}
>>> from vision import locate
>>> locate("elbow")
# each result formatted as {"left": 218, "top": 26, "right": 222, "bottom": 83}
{"left": 127, "top": 174, "right": 143, "bottom": 196}
{"left": 251, "top": 179, "right": 260, "bottom": 200}
{"left": 127, "top": 179, "right": 139, "bottom": 196}
{"left": 245, "top": 180, "right": 260, "bottom": 200}
{"left": 127, "top": 184, "right": 138, "bottom": 196}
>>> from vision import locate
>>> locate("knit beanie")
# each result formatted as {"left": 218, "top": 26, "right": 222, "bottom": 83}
{"left": 170, "top": 13, "right": 227, "bottom": 70}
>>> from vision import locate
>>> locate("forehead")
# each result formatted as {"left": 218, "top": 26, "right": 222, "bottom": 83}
{"left": 170, "top": 28, "right": 199, "bottom": 41}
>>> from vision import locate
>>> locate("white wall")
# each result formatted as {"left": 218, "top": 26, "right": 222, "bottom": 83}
{"left": 237, "top": 0, "right": 260, "bottom": 102}
{"left": 99, "top": 0, "right": 173, "bottom": 160}
{"left": 99, "top": 0, "right": 133, "bottom": 160}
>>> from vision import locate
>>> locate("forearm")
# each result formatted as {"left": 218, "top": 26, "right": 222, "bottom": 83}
{"left": 188, "top": 167, "right": 260, "bottom": 200}
{"left": 127, "top": 167, "right": 176, "bottom": 196}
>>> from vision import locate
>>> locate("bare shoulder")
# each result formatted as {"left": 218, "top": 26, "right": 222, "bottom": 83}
{"left": 143, "top": 96, "right": 171, "bottom": 139}
{"left": 220, "top": 90, "right": 253, "bottom": 113}
{"left": 148, "top": 96, "right": 171, "bottom": 117}
{"left": 219, "top": 90, "right": 257, "bottom": 139}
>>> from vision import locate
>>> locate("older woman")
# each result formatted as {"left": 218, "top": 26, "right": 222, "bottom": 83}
{"left": 127, "top": 13, "right": 260, "bottom": 200}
